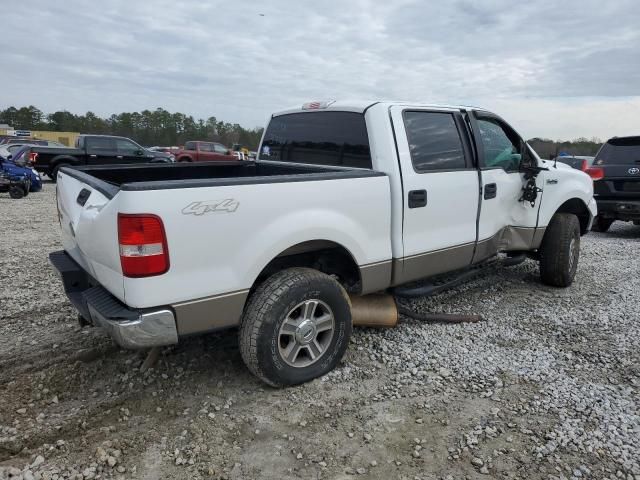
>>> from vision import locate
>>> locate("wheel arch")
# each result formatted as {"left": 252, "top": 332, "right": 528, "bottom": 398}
{"left": 554, "top": 198, "right": 592, "bottom": 235}
{"left": 252, "top": 240, "right": 364, "bottom": 295}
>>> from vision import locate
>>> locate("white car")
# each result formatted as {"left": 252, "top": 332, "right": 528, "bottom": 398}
{"left": 50, "top": 100, "right": 596, "bottom": 386}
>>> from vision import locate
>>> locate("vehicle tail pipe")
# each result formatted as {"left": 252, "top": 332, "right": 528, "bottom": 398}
{"left": 349, "top": 294, "right": 399, "bottom": 328}
{"left": 350, "top": 293, "right": 483, "bottom": 327}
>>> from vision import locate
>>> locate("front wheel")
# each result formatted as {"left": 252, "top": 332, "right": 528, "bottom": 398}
{"left": 9, "top": 185, "right": 26, "bottom": 199}
{"left": 539, "top": 213, "right": 580, "bottom": 287}
{"left": 239, "top": 268, "right": 352, "bottom": 387}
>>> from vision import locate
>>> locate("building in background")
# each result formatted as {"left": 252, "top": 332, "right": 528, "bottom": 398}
{"left": 0, "top": 125, "right": 80, "bottom": 146}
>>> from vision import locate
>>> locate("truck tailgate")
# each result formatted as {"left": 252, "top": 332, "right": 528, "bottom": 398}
{"left": 56, "top": 170, "right": 125, "bottom": 301}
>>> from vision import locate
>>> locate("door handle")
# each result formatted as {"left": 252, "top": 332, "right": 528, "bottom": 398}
{"left": 89, "top": 154, "right": 97, "bottom": 158}
{"left": 408, "top": 189, "right": 427, "bottom": 208}
{"left": 484, "top": 183, "right": 497, "bottom": 200}
{"left": 116, "top": 155, "right": 123, "bottom": 159}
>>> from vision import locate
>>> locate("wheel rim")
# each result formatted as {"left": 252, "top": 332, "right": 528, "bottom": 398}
{"left": 278, "top": 299, "right": 335, "bottom": 368}
{"left": 568, "top": 235, "right": 578, "bottom": 272}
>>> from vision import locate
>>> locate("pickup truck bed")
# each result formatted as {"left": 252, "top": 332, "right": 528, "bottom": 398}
{"left": 62, "top": 161, "right": 382, "bottom": 197}
{"left": 55, "top": 160, "right": 391, "bottom": 348}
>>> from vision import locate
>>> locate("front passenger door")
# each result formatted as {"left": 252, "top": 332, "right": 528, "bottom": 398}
{"left": 115, "top": 138, "right": 150, "bottom": 164}
{"left": 471, "top": 112, "right": 542, "bottom": 262}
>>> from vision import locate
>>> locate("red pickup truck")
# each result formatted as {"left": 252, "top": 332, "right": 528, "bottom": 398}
{"left": 175, "top": 141, "right": 239, "bottom": 162}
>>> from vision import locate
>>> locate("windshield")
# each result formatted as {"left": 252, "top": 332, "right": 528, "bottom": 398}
{"left": 259, "top": 111, "right": 372, "bottom": 169}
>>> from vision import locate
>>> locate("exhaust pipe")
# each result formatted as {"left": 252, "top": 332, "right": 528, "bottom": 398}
{"left": 350, "top": 294, "right": 398, "bottom": 328}
{"left": 350, "top": 294, "right": 483, "bottom": 327}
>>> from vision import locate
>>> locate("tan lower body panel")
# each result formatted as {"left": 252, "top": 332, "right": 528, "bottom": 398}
{"left": 172, "top": 289, "right": 249, "bottom": 336}
{"left": 391, "top": 242, "right": 475, "bottom": 286}
{"left": 474, "top": 226, "right": 546, "bottom": 263}
{"left": 360, "top": 260, "right": 393, "bottom": 294}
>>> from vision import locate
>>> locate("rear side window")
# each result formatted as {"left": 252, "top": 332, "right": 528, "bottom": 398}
{"left": 403, "top": 111, "right": 466, "bottom": 172}
{"left": 184, "top": 141, "right": 196, "bottom": 151}
{"left": 596, "top": 137, "right": 640, "bottom": 165}
{"left": 259, "top": 112, "right": 372, "bottom": 169}
{"left": 87, "top": 137, "right": 116, "bottom": 151}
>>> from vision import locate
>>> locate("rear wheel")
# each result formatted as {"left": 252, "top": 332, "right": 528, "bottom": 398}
{"left": 239, "top": 268, "right": 352, "bottom": 387}
{"left": 592, "top": 216, "right": 614, "bottom": 232}
{"left": 539, "top": 213, "right": 580, "bottom": 287}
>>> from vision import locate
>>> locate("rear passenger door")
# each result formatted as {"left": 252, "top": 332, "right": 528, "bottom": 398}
{"left": 197, "top": 142, "right": 217, "bottom": 161}
{"left": 390, "top": 107, "right": 480, "bottom": 283}
{"left": 85, "top": 137, "right": 119, "bottom": 165}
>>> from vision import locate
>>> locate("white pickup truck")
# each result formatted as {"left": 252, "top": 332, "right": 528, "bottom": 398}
{"left": 50, "top": 100, "right": 596, "bottom": 386}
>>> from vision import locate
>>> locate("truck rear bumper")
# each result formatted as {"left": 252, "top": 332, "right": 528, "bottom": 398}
{"left": 49, "top": 250, "right": 178, "bottom": 349}
{"left": 595, "top": 198, "right": 640, "bottom": 220}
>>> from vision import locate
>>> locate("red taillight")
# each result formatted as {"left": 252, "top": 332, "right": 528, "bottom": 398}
{"left": 29, "top": 152, "right": 38, "bottom": 164}
{"left": 585, "top": 166, "right": 604, "bottom": 181}
{"left": 118, "top": 214, "right": 169, "bottom": 277}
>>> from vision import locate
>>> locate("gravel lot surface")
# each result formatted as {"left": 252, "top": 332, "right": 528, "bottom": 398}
{"left": 1, "top": 184, "right": 638, "bottom": 480}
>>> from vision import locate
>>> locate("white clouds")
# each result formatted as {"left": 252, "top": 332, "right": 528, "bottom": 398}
{"left": 1, "top": 0, "right": 639, "bottom": 138}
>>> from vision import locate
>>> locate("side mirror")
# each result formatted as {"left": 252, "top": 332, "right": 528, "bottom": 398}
{"left": 7, "top": 154, "right": 12, "bottom": 160}
{"left": 135, "top": 149, "right": 145, "bottom": 156}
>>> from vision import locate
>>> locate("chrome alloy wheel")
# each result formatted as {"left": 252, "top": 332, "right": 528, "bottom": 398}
{"left": 568, "top": 236, "right": 578, "bottom": 272}
{"left": 277, "top": 299, "right": 335, "bottom": 368}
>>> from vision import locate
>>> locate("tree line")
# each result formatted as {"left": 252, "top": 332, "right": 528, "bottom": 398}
{"left": 528, "top": 137, "right": 603, "bottom": 159}
{"left": 0, "top": 105, "right": 264, "bottom": 149}
{"left": 2, "top": 105, "right": 605, "bottom": 157}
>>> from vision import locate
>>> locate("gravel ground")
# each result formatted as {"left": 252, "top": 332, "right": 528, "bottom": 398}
{"left": 0, "top": 184, "right": 638, "bottom": 480}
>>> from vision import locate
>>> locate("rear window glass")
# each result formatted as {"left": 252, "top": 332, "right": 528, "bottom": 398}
{"left": 596, "top": 137, "right": 640, "bottom": 165}
{"left": 259, "top": 112, "right": 372, "bottom": 169}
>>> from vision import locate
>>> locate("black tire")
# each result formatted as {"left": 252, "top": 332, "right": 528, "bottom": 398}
{"left": 9, "top": 185, "right": 25, "bottom": 199}
{"left": 592, "top": 216, "right": 614, "bottom": 233}
{"left": 50, "top": 163, "right": 70, "bottom": 183}
{"left": 239, "top": 267, "right": 352, "bottom": 387}
{"left": 539, "top": 213, "right": 580, "bottom": 287}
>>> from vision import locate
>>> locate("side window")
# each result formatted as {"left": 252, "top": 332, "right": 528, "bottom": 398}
{"left": 116, "top": 139, "right": 140, "bottom": 154}
{"left": 476, "top": 117, "right": 522, "bottom": 171}
{"left": 184, "top": 141, "right": 196, "bottom": 151}
{"left": 199, "top": 143, "right": 214, "bottom": 152}
{"left": 86, "top": 137, "right": 116, "bottom": 151}
{"left": 213, "top": 144, "right": 228, "bottom": 154}
{"left": 403, "top": 111, "right": 467, "bottom": 172}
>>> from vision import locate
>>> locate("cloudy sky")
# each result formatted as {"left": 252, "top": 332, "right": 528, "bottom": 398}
{"left": 2, "top": 0, "right": 639, "bottom": 140}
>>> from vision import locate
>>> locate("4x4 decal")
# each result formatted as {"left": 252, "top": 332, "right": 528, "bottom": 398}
{"left": 182, "top": 199, "right": 239, "bottom": 216}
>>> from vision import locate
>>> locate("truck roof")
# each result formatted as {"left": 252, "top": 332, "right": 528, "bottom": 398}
{"left": 272, "top": 100, "right": 487, "bottom": 117}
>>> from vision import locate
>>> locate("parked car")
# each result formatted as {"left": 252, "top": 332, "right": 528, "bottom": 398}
{"left": 555, "top": 155, "right": 595, "bottom": 172}
{"left": 174, "top": 141, "right": 238, "bottom": 162}
{"left": 5, "top": 145, "right": 43, "bottom": 191}
{"left": 29, "top": 135, "right": 174, "bottom": 181}
{"left": 589, "top": 136, "right": 640, "bottom": 231}
{"left": 50, "top": 100, "right": 595, "bottom": 387}
{"left": 0, "top": 156, "right": 32, "bottom": 199}
{"left": 0, "top": 141, "right": 66, "bottom": 161}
